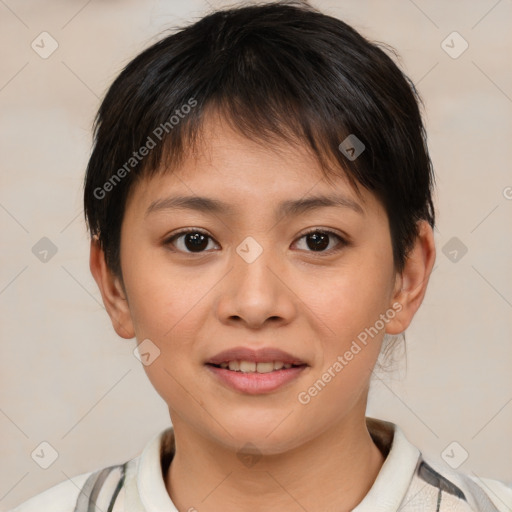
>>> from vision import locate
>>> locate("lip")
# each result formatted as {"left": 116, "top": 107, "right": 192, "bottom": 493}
{"left": 205, "top": 364, "right": 308, "bottom": 394}
{"left": 205, "top": 346, "right": 307, "bottom": 366}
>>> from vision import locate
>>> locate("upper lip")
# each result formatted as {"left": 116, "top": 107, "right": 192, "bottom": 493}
{"left": 206, "top": 347, "right": 307, "bottom": 366}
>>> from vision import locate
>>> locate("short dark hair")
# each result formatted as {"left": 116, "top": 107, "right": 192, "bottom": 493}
{"left": 83, "top": 0, "right": 435, "bottom": 281}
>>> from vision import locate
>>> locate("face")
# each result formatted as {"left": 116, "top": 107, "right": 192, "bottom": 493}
{"left": 112, "top": 114, "right": 404, "bottom": 453}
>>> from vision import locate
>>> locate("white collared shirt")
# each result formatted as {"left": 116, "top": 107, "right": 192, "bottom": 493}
{"left": 9, "top": 417, "right": 512, "bottom": 512}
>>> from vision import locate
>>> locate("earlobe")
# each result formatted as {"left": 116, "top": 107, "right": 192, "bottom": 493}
{"left": 385, "top": 221, "right": 436, "bottom": 335}
{"left": 89, "top": 237, "right": 135, "bottom": 340}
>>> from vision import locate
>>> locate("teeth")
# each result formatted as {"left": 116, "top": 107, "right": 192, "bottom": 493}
{"left": 239, "top": 361, "right": 256, "bottom": 373}
{"left": 228, "top": 361, "right": 240, "bottom": 371}
{"left": 216, "top": 360, "right": 298, "bottom": 373}
{"left": 255, "top": 362, "right": 274, "bottom": 373}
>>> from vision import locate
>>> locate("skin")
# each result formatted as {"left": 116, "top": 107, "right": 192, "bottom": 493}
{"left": 90, "top": 112, "right": 436, "bottom": 512}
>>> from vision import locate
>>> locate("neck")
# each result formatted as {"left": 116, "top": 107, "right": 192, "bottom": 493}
{"left": 165, "top": 413, "right": 386, "bottom": 512}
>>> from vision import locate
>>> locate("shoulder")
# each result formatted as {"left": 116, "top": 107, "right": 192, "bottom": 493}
{"left": 414, "top": 454, "right": 512, "bottom": 512}
{"left": 465, "top": 474, "right": 512, "bottom": 512}
{"left": 8, "top": 471, "right": 92, "bottom": 512}
{"left": 8, "top": 463, "right": 128, "bottom": 512}
{"left": 8, "top": 426, "right": 174, "bottom": 512}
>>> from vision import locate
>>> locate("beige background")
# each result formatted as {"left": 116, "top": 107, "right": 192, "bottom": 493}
{"left": 1, "top": 0, "right": 511, "bottom": 509}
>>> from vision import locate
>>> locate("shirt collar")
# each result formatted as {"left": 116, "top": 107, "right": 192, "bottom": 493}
{"left": 353, "top": 418, "right": 421, "bottom": 511}
{"left": 133, "top": 417, "right": 420, "bottom": 512}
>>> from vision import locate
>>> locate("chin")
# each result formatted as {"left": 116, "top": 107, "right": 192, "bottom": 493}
{"left": 210, "top": 418, "right": 307, "bottom": 455}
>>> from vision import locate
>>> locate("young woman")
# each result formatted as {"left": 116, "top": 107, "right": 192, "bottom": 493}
{"left": 10, "top": 2, "right": 511, "bottom": 511}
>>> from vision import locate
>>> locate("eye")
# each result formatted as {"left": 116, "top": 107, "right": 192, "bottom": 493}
{"left": 164, "top": 228, "right": 348, "bottom": 255}
{"left": 164, "top": 229, "right": 219, "bottom": 254}
{"left": 293, "top": 228, "right": 347, "bottom": 254}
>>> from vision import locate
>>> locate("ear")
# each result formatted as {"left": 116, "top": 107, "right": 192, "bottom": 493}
{"left": 89, "top": 236, "right": 135, "bottom": 339}
{"left": 385, "top": 220, "right": 436, "bottom": 335}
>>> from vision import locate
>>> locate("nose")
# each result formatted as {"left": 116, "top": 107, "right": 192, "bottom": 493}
{"left": 214, "top": 240, "right": 297, "bottom": 329}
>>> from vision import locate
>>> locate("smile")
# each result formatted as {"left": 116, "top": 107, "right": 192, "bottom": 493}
{"left": 205, "top": 362, "right": 308, "bottom": 394}
{"left": 210, "top": 360, "right": 304, "bottom": 373}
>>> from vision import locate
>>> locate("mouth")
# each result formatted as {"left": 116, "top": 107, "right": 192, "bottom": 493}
{"left": 204, "top": 346, "right": 309, "bottom": 394}
{"left": 205, "top": 346, "right": 308, "bottom": 369}
{"left": 206, "top": 360, "right": 307, "bottom": 373}
{"left": 205, "top": 361, "right": 308, "bottom": 394}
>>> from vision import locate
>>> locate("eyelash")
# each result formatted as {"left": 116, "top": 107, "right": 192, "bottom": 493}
{"left": 164, "top": 227, "right": 348, "bottom": 256}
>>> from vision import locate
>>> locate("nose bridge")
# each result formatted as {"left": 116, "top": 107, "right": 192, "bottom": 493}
{"left": 234, "top": 234, "right": 279, "bottom": 300}
{"left": 216, "top": 233, "right": 294, "bottom": 327}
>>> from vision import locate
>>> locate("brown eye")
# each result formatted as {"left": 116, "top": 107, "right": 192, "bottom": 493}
{"left": 294, "top": 229, "right": 347, "bottom": 253}
{"left": 165, "top": 228, "right": 348, "bottom": 255}
{"left": 166, "top": 229, "right": 218, "bottom": 253}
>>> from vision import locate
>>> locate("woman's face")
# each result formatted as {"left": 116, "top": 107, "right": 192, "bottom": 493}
{"left": 114, "top": 114, "right": 403, "bottom": 454}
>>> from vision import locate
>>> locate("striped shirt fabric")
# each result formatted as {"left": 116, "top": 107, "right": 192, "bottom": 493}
{"left": 9, "top": 417, "right": 512, "bottom": 512}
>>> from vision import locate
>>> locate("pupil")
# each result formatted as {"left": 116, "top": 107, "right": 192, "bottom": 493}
{"left": 185, "top": 232, "right": 208, "bottom": 252}
{"left": 307, "top": 232, "right": 328, "bottom": 251}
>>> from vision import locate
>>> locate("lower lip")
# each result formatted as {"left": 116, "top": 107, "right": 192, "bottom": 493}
{"left": 205, "top": 364, "right": 307, "bottom": 394}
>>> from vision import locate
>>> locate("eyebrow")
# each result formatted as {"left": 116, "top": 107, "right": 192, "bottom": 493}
{"left": 145, "top": 193, "right": 364, "bottom": 219}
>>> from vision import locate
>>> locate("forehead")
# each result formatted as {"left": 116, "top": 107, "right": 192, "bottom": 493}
{"left": 124, "top": 112, "right": 382, "bottom": 220}
{"left": 133, "top": 114, "right": 356, "bottom": 194}
{"left": 180, "top": 112, "right": 334, "bottom": 184}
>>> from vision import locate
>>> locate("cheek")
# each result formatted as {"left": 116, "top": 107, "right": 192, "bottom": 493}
{"left": 121, "top": 252, "right": 214, "bottom": 391}
{"left": 295, "top": 275, "right": 390, "bottom": 421}
{"left": 305, "top": 260, "right": 394, "bottom": 339}
{"left": 122, "top": 248, "right": 205, "bottom": 339}
{"left": 299, "top": 251, "right": 394, "bottom": 383}
{"left": 125, "top": 269, "right": 204, "bottom": 406}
